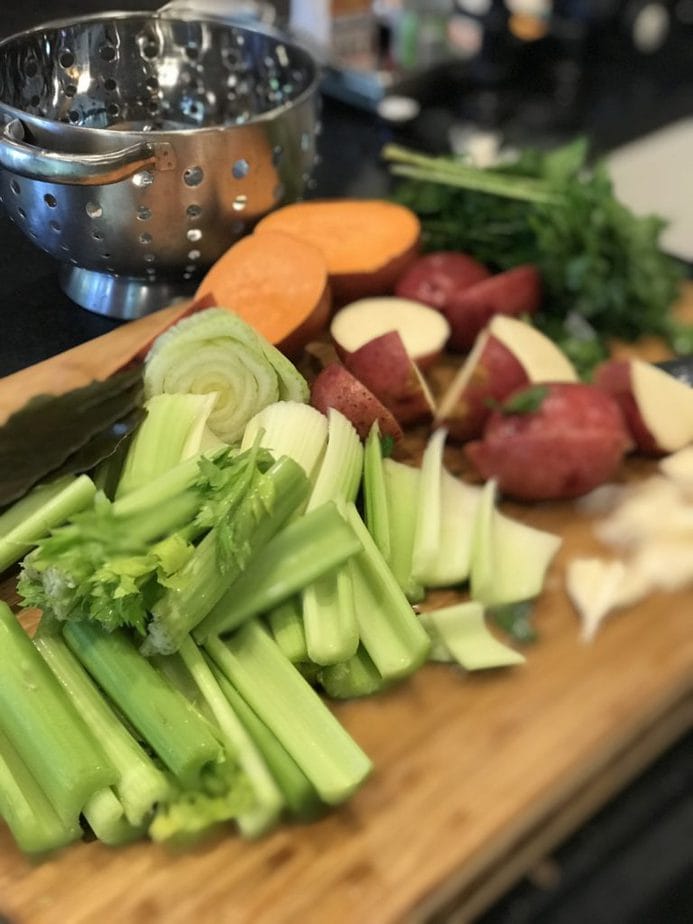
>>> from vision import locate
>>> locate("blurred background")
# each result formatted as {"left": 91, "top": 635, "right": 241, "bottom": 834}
{"left": 0, "top": 3, "right": 691, "bottom": 920}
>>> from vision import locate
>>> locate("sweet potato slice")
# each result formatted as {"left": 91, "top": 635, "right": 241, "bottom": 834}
{"left": 195, "top": 230, "right": 331, "bottom": 357}
{"left": 254, "top": 199, "right": 420, "bottom": 303}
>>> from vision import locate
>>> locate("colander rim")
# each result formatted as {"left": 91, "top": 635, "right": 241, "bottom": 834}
{"left": 0, "top": 8, "right": 321, "bottom": 138}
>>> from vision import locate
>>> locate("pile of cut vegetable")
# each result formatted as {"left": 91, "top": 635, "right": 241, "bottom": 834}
{"left": 0, "top": 149, "right": 690, "bottom": 857}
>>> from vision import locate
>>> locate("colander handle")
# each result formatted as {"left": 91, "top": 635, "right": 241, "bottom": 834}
{"left": 0, "top": 119, "right": 176, "bottom": 186}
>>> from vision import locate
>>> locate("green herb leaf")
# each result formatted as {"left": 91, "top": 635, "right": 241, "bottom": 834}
{"left": 499, "top": 385, "right": 549, "bottom": 415}
{"left": 489, "top": 601, "right": 538, "bottom": 644}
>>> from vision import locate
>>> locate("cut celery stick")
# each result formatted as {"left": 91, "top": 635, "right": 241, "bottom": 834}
{"left": 266, "top": 597, "right": 307, "bottom": 663}
{"left": 424, "top": 602, "right": 525, "bottom": 670}
{"left": 83, "top": 787, "right": 145, "bottom": 846}
{"left": 308, "top": 408, "right": 363, "bottom": 510}
{"left": 0, "top": 603, "right": 115, "bottom": 830}
{"left": 303, "top": 558, "right": 359, "bottom": 666}
{"left": 35, "top": 631, "right": 171, "bottom": 828}
{"left": 470, "top": 480, "right": 562, "bottom": 606}
{"left": 63, "top": 621, "right": 222, "bottom": 790}
{"left": 382, "top": 458, "right": 424, "bottom": 602}
{"left": 194, "top": 501, "right": 361, "bottom": 641}
{"left": 424, "top": 471, "right": 482, "bottom": 587}
{"left": 177, "top": 637, "right": 283, "bottom": 838}
{"left": 319, "top": 645, "right": 384, "bottom": 700}
{"left": 241, "top": 401, "right": 328, "bottom": 483}
{"left": 0, "top": 727, "right": 81, "bottom": 853}
{"left": 0, "top": 474, "right": 96, "bottom": 574}
{"left": 115, "top": 392, "right": 218, "bottom": 498}
{"left": 344, "top": 503, "right": 430, "bottom": 680}
{"left": 412, "top": 427, "right": 447, "bottom": 582}
{"left": 206, "top": 624, "right": 372, "bottom": 805}
{"left": 417, "top": 611, "right": 455, "bottom": 663}
{"left": 208, "top": 658, "right": 322, "bottom": 820}
{"left": 363, "top": 422, "right": 390, "bottom": 560}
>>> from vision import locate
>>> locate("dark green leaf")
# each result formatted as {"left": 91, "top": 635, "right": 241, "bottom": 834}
{"left": 489, "top": 601, "right": 538, "bottom": 644}
{"left": 499, "top": 385, "right": 549, "bottom": 416}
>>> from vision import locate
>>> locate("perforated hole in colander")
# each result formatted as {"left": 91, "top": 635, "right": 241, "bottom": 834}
{"left": 86, "top": 201, "right": 102, "bottom": 219}
{"left": 183, "top": 166, "right": 204, "bottom": 187}
{"left": 139, "top": 233, "right": 152, "bottom": 245}
{"left": 59, "top": 51, "right": 75, "bottom": 69}
{"left": 186, "top": 205, "right": 202, "bottom": 220}
{"left": 232, "top": 159, "right": 249, "bottom": 179}
{"left": 232, "top": 195, "right": 247, "bottom": 212}
{"left": 137, "top": 206, "right": 152, "bottom": 221}
{"left": 186, "top": 229, "right": 202, "bottom": 242}
{"left": 44, "top": 194, "right": 57, "bottom": 208}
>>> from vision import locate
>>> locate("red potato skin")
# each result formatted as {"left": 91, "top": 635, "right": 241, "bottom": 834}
{"left": 310, "top": 363, "right": 403, "bottom": 442}
{"left": 394, "top": 251, "right": 491, "bottom": 309}
{"left": 342, "top": 331, "right": 434, "bottom": 425}
{"left": 441, "top": 335, "right": 529, "bottom": 442}
{"left": 593, "top": 360, "right": 661, "bottom": 455}
{"left": 443, "top": 265, "right": 542, "bottom": 352}
{"left": 465, "top": 382, "right": 632, "bottom": 501}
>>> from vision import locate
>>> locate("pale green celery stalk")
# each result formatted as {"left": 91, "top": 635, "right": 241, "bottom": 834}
{"left": 0, "top": 728, "right": 81, "bottom": 853}
{"left": 470, "top": 480, "right": 562, "bottom": 606}
{"left": 362, "top": 422, "right": 390, "bottom": 560}
{"left": 206, "top": 624, "right": 372, "bottom": 805}
{"left": 194, "top": 501, "right": 361, "bottom": 642}
{"left": 83, "top": 787, "right": 145, "bottom": 846}
{"left": 34, "top": 631, "right": 171, "bottom": 827}
{"left": 145, "top": 456, "right": 309, "bottom": 655}
{"left": 241, "top": 401, "right": 328, "bottom": 483}
{"left": 424, "top": 471, "right": 482, "bottom": 588}
{"left": 63, "top": 621, "right": 222, "bottom": 790}
{"left": 110, "top": 453, "right": 207, "bottom": 526}
{"left": 115, "top": 392, "right": 218, "bottom": 498}
{"left": 303, "top": 558, "right": 359, "bottom": 666}
{"left": 176, "top": 637, "right": 284, "bottom": 837}
{"left": 300, "top": 410, "right": 364, "bottom": 666}
{"left": 319, "top": 645, "right": 384, "bottom": 700}
{"left": 422, "top": 602, "right": 525, "bottom": 670}
{"left": 0, "top": 475, "right": 96, "bottom": 574}
{"left": 0, "top": 603, "right": 116, "bottom": 830}
{"left": 412, "top": 427, "right": 447, "bottom": 583}
{"left": 266, "top": 597, "right": 307, "bottom": 663}
{"left": 307, "top": 408, "right": 363, "bottom": 510}
{"left": 417, "top": 612, "right": 455, "bottom": 663}
{"left": 344, "top": 503, "right": 430, "bottom": 681}
{"left": 208, "top": 659, "right": 322, "bottom": 819}
{"left": 382, "top": 459, "right": 424, "bottom": 603}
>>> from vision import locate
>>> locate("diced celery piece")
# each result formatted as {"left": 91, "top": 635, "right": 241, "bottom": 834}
{"left": 424, "top": 471, "right": 482, "bottom": 587}
{"left": 266, "top": 597, "right": 307, "bottom": 663}
{"left": 308, "top": 408, "right": 363, "bottom": 509}
{"left": 319, "top": 646, "right": 385, "bottom": 700}
{"left": 382, "top": 458, "right": 424, "bottom": 602}
{"left": 303, "top": 558, "right": 359, "bottom": 666}
{"left": 363, "top": 422, "right": 390, "bottom": 560}
{"left": 241, "top": 401, "right": 328, "bottom": 483}
{"left": 423, "top": 602, "right": 525, "bottom": 670}
{"left": 412, "top": 427, "right": 447, "bottom": 582}
{"left": 83, "top": 787, "right": 145, "bottom": 846}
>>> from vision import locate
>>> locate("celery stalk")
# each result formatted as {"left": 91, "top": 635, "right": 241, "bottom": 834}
{"left": 176, "top": 637, "right": 284, "bottom": 837}
{"left": 0, "top": 728, "right": 81, "bottom": 853}
{"left": 423, "top": 602, "right": 525, "bottom": 670}
{"left": 363, "top": 423, "right": 390, "bottom": 560}
{"left": 382, "top": 459, "right": 424, "bottom": 602}
{"left": 115, "top": 393, "right": 218, "bottom": 498}
{"left": 146, "top": 456, "right": 309, "bottom": 654}
{"left": 424, "top": 471, "right": 482, "bottom": 587}
{"left": 83, "top": 788, "right": 145, "bottom": 846}
{"left": 412, "top": 427, "right": 447, "bottom": 582}
{"left": 194, "top": 501, "right": 361, "bottom": 642}
{"left": 308, "top": 408, "right": 363, "bottom": 510}
{"left": 266, "top": 597, "right": 308, "bottom": 663}
{"left": 208, "top": 659, "right": 322, "bottom": 819}
{"left": 319, "top": 645, "right": 384, "bottom": 700}
{"left": 344, "top": 503, "right": 430, "bottom": 681}
{"left": 63, "top": 621, "right": 222, "bottom": 789}
{"left": 34, "top": 631, "right": 171, "bottom": 827}
{"left": 0, "top": 603, "right": 116, "bottom": 829}
{"left": 0, "top": 475, "right": 96, "bottom": 574}
{"left": 303, "top": 558, "right": 359, "bottom": 666}
{"left": 241, "top": 401, "right": 328, "bottom": 483}
{"left": 206, "top": 625, "right": 372, "bottom": 804}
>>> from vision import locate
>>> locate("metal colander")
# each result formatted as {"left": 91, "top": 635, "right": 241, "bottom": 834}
{"left": 0, "top": 10, "right": 319, "bottom": 318}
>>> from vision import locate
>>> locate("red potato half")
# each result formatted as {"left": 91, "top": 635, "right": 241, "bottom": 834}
{"left": 594, "top": 358, "right": 693, "bottom": 455}
{"left": 441, "top": 264, "right": 542, "bottom": 352}
{"left": 330, "top": 297, "right": 451, "bottom": 369}
{"left": 465, "top": 382, "right": 632, "bottom": 501}
{"left": 310, "top": 363, "right": 403, "bottom": 442}
{"left": 394, "top": 251, "right": 491, "bottom": 308}
{"left": 342, "top": 330, "right": 435, "bottom": 425}
{"left": 436, "top": 315, "right": 578, "bottom": 442}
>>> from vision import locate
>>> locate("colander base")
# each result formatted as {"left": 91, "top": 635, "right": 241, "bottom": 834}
{"left": 60, "top": 266, "right": 196, "bottom": 319}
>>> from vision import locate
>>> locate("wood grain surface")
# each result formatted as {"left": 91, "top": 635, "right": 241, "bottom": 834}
{"left": 0, "top": 290, "right": 692, "bottom": 924}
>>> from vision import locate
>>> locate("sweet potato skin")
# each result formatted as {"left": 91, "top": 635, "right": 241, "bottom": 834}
{"left": 593, "top": 360, "right": 661, "bottom": 455}
{"left": 443, "top": 265, "right": 542, "bottom": 351}
{"left": 310, "top": 363, "right": 403, "bottom": 441}
{"left": 343, "top": 331, "right": 433, "bottom": 425}
{"left": 394, "top": 251, "right": 491, "bottom": 308}
{"left": 465, "top": 382, "right": 632, "bottom": 500}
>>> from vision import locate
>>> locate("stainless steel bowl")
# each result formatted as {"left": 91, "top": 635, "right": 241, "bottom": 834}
{"left": 0, "top": 11, "right": 319, "bottom": 318}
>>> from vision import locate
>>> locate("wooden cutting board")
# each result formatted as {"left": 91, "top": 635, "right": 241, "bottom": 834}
{"left": 0, "top": 291, "right": 692, "bottom": 924}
